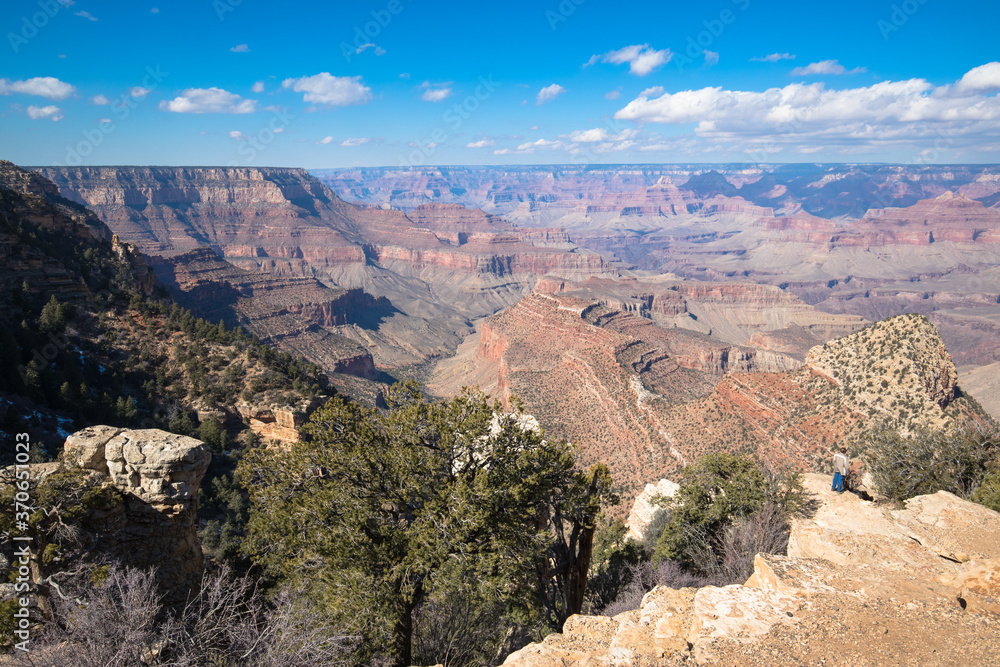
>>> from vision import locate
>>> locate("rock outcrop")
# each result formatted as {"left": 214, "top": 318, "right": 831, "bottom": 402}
{"left": 624, "top": 479, "right": 679, "bottom": 544}
{"left": 61, "top": 425, "right": 211, "bottom": 602}
{"left": 433, "top": 295, "right": 982, "bottom": 503}
{"left": 503, "top": 473, "right": 1000, "bottom": 666}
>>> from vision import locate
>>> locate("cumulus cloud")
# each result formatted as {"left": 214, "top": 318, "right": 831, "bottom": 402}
{"left": 282, "top": 73, "right": 372, "bottom": 106}
{"left": 536, "top": 83, "right": 566, "bottom": 105}
{"left": 704, "top": 50, "right": 719, "bottom": 66}
{"left": 252, "top": 81, "right": 265, "bottom": 93}
{"left": 613, "top": 63, "right": 1000, "bottom": 155}
{"left": 129, "top": 86, "right": 151, "bottom": 98}
{"left": 420, "top": 82, "right": 452, "bottom": 102}
{"left": 466, "top": 138, "right": 494, "bottom": 148}
{"left": 954, "top": 62, "right": 1000, "bottom": 95}
{"left": 318, "top": 136, "right": 333, "bottom": 144}
{"left": 585, "top": 44, "right": 671, "bottom": 76}
{"left": 27, "top": 105, "right": 63, "bottom": 121}
{"left": 230, "top": 44, "right": 250, "bottom": 53}
{"left": 228, "top": 130, "right": 247, "bottom": 140}
{"left": 341, "top": 137, "right": 370, "bottom": 146}
{"left": 0, "top": 77, "right": 75, "bottom": 100}
{"left": 791, "top": 59, "right": 866, "bottom": 76}
{"left": 90, "top": 94, "right": 110, "bottom": 105}
{"left": 159, "top": 87, "right": 257, "bottom": 113}
{"left": 751, "top": 52, "right": 795, "bottom": 63}
{"left": 605, "top": 89, "right": 621, "bottom": 100}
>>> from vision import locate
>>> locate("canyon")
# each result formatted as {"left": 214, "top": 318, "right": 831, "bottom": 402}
{"left": 34, "top": 166, "right": 608, "bottom": 373}
{"left": 433, "top": 296, "right": 983, "bottom": 498}
{"left": 318, "top": 165, "right": 1000, "bottom": 384}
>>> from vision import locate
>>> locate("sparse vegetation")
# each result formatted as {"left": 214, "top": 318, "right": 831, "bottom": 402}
{"left": 859, "top": 424, "right": 1000, "bottom": 503}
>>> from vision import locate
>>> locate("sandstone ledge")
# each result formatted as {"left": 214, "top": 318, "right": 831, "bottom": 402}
{"left": 503, "top": 473, "right": 1000, "bottom": 666}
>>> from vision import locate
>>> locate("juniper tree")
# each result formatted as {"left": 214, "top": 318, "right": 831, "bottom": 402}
{"left": 240, "top": 382, "right": 614, "bottom": 667}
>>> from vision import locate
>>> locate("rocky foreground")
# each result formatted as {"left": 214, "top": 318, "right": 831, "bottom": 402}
{"left": 504, "top": 473, "right": 1000, "bottom": 666}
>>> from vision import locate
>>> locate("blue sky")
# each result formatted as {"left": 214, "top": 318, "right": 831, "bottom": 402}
{"left": 2, "top": 0, "right": 999, "bottom": 167}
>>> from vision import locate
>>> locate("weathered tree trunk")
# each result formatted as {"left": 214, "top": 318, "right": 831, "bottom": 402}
{"left": 392, "top": 580, "right": 422, "bottom": 667}
{"left": 565, "top": 523, "right": 596, "bottom": 619}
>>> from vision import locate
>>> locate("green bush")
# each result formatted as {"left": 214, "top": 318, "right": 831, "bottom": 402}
{"left": 651, "top": 453, "right": 804, "bottom": 582}
{"left": 861, "top": 425, "right": 999, "bottom": 502}
{"left": 971, "top": 468, "right": 1000, "bottom": 513}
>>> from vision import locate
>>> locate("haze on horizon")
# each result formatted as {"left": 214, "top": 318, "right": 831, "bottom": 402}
{"left": 2, "top": 0, "right": 1000, "bottom": 168}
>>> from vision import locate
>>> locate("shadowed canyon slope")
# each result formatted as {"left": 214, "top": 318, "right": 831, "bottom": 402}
{"left": 432, "top": 278, "right": 984, "bottom": 497}
{"left": 34, "top": 166, "right": 608, "bottom": 370}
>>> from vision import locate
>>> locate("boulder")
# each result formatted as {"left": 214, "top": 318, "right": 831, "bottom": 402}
{"left": 62, "top": 424, "right": 122, "bottom": 471}
{"left": 624, "top": 478, "right": 679, "bottom": 543}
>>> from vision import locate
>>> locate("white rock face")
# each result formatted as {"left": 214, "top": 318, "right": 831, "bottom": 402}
{"left": 625, "top": 478, "right": 680, "bottom": 544}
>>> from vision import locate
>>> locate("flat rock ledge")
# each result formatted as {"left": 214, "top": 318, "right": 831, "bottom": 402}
{"left": 503, "top": 473, "right": 1000, "bottom": 666}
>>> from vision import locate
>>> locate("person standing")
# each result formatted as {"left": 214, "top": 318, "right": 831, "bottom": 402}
{"left": 832, "top": 448, "right": 849, "bottom": 493}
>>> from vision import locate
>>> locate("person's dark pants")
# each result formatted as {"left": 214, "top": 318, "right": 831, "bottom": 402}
{"left": 832, "top": 472, "right": 844, "bottom": 493}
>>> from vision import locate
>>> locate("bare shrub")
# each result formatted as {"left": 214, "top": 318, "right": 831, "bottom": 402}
{"left": 12, "top": 564, "right": 354, "bottom": 667}
{"left": 715, "top": 503, "right": 790, "bottom": 583}
{"left": 599, "top": 560, "right": 711, "bottom": 617}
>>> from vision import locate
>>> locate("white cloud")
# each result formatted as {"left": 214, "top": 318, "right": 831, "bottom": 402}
{"left": 27, "top": 105, "right": 63, "bottom": 121}
{"left": 74, "top": 10, "right": 97, "bottom": 21}
{"left": 159, "top": 87, "right": 257, "bottom": 113}
{"left": 252, "top": 81, "right": 265, "bottom": 93}
{"left": 954, "top": 62, "right": 1000, "bottom": 95}
{"left": 586, "top": 44, "right": 671, "bottom": 76}
{"left": 90, "top": 94, "right": 110, "bottom": 105}
{"left": 356, "top": 43, "right": 386, "bottom": 56}
{"left": 230, "top": 44, "right": 250, "bottom": 53}
{"left": 340, "top": 137, "right": 370, "bottom": 146}
{"left": 605, "top": 89, "right": 621, "bottom": 100}
{"left": 129, "top": 86, "right": 151, "bottom": 98}
{"left": 282, "top": 73, "right": 372, "bottom": 106}
{"left": 466, "top": 138, "right": 494, "bottom": 148}
{"left": 613, "top": 63, "right": 1000, "bottom": 154}
{"left": 567, "top": 127, "right": 633, "bottom": 143}
{"left": 751, "top": 52, "right": 795, "bottom": 63}
{"left": 791, "top": 59, "right": 866, "bottom": 76}
{"left": 421, "top": 86, "right": 452, "bottom": 102}
{"left": 0, "top": 77, "right": 75, "bottom": 100}
{"left": 704, "top": 50, "right": 719, "bottom": 67}
{"left": 536, "top": 83, "right": 566, "bottom": 105}
{"left": 151, "top": 7, "right": 159, "bottom": 13}
{"left": 228, "top": 130, "right": 247, "bottom": 140}
{"left": 318, "top": 136, "right": 333, "bottom": 144}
